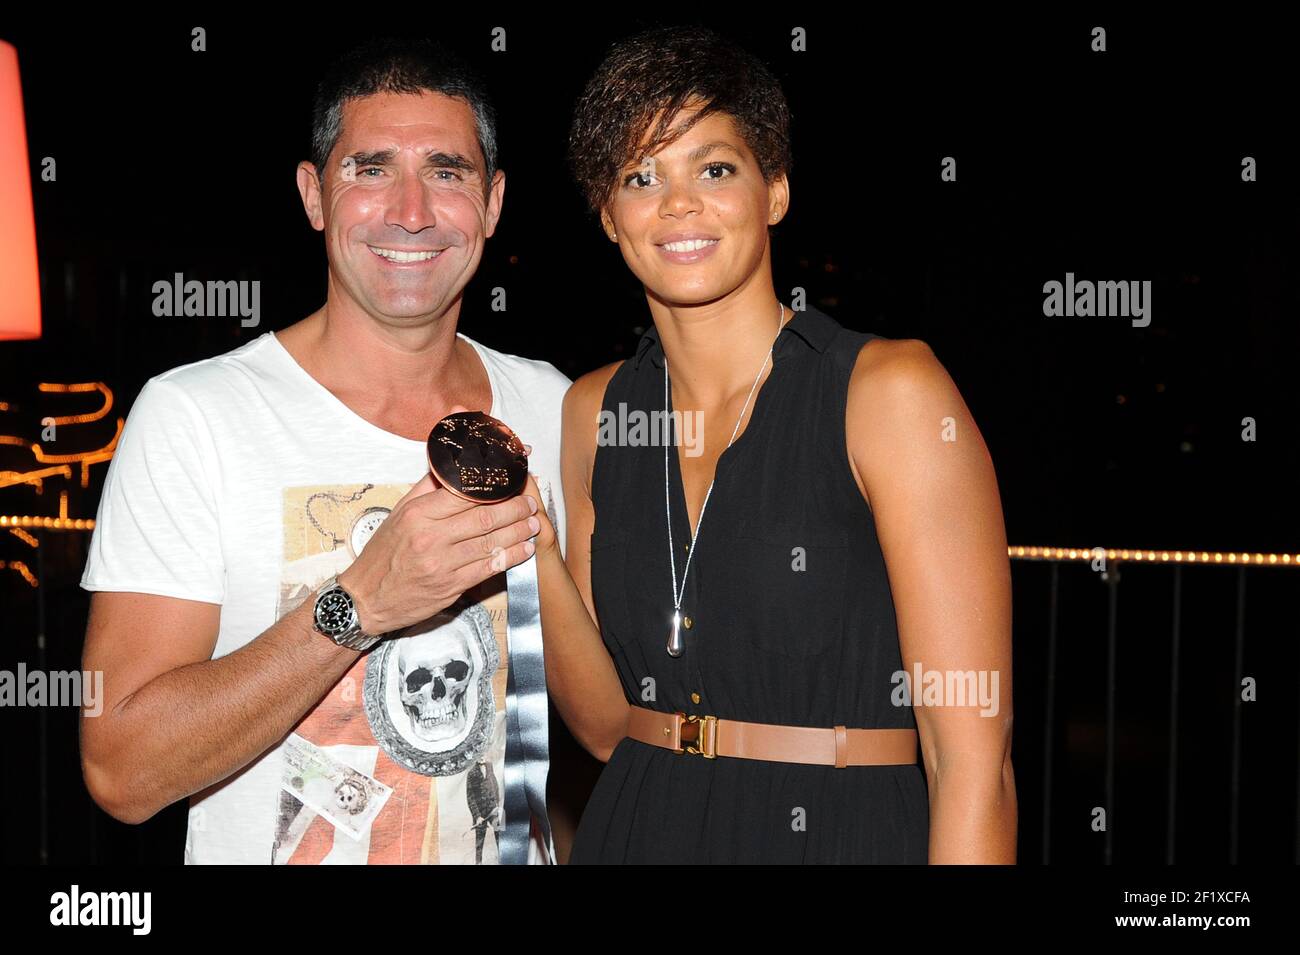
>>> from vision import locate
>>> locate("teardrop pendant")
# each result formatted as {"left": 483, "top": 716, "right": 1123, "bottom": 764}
{"left": 667, "top": 609, "right": 684, "bottom": 657}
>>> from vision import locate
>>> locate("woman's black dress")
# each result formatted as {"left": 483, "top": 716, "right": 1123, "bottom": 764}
{"left": 569, "top": 305, "right": 930, "bottom": 864}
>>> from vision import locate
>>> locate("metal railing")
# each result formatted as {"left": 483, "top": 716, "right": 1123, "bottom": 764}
{"left": 1010, "top": 546, "right": 1298, "bottom": 865}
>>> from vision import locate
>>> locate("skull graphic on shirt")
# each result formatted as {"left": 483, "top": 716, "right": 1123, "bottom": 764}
{"left": 397, "top": 624, "right": 475, "bottom": 743}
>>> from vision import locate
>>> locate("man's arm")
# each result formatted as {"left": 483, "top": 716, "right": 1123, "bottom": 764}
{"left": 80, "top": 590, "right": 360, "bottom": 825}
{"left": 81, "top": 473, "right": 541, "bottom": 824}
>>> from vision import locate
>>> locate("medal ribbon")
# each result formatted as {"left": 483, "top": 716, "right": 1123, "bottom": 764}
{"left": 501, "top": 554, "right": 555, "bottom": 864}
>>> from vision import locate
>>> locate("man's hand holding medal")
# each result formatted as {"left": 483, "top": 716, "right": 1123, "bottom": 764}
{"left": 336, "top": 409, "right": 544, "bottom": 640}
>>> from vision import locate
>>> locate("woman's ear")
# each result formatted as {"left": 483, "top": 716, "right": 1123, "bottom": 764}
{"left": 599, "top": 207, "right": 618, "bottom": 243}
{"left": 767, "top": 173, "right": 791, "bottom": 225}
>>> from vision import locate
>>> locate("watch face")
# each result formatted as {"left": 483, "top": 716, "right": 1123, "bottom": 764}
{"left": 349, "top": 507, "right": 391, "bottom": 558}
{"left": 315, "top": 587, "right": 355, "bottom": 636}
{"left": 426, "top": 411, "right": 528, "bottom": 503}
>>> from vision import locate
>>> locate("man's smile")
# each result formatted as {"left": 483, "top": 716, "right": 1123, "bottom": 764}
{"left": 366, "top": 244, "right": 445, "bottom": 264}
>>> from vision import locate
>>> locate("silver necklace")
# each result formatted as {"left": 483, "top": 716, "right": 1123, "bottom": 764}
{"left": 664, "top": 302, "right": 787, "bottom": 657}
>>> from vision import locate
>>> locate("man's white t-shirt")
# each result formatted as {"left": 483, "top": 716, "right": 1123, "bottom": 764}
{"left": 80, "top": 329, "right": 570, "bottom": 864}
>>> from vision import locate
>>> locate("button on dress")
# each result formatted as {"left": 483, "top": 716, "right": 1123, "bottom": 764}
{"left": 569, "top": 305, "right": 930, "bottom": 864}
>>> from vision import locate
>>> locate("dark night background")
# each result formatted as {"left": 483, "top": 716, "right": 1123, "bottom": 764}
{"left": 2, "top": 12, "right": 1297, "bottom": 865}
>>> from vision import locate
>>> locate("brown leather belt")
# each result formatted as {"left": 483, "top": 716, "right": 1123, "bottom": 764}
{"left": 625, "top": 705, "right": 918, "bottom": 768}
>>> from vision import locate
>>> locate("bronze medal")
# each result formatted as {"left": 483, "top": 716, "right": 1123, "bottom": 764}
{"left": 427, "top": 410, "right": 529, "bottom": 503}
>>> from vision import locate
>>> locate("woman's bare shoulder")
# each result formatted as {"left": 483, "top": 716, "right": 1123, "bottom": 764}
{"left": 563, "top": 360, "right": 625, "bottom": 423}
{"left": 847, "top": 335, "right": 969, "bottom": 429}
{"left": 561, "top": 360, "right": 627, "bottom": 485}
{"left": 846, "top": 334, "right": 980, "bottom": 467}
{"left": 849, "top": 336, "right": 950, "bottom": 396}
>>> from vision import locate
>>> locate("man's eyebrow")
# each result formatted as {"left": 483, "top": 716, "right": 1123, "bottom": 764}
{"left": 340, "top": 150, "right": 481, "bottom": 175}
{"left": 344, "top": 149, "right": 396, "bottom": 166}
{"left": 424, "top": 152, "right": 480, "bottom": 174}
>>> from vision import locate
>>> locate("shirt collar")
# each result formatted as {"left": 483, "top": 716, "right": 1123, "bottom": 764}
{"left": 633, "top": 304, "right": 838, "bottom": 370}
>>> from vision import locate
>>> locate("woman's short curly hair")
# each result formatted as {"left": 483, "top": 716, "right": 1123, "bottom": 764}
{"left": 567, "top": 25, "right": 792, "bottom": 216}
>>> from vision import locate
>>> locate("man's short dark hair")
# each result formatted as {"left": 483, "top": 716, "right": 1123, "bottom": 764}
{"left": 567, "top": 25, "right": 792, "bottom": 216}
{"left": 310, "top": 36, "right": 498, "bottom": 188}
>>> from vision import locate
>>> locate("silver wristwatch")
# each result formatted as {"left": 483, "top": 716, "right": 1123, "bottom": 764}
{"left": 312, "top": 575, "right": 382, "bottom": 652}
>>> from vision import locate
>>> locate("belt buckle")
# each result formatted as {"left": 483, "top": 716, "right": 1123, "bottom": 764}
{"left": 675, "top": 712, "right": 717, "bottom": 758}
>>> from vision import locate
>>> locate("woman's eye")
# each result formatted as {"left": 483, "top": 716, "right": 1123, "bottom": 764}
{"left": 624, "top": 171, "right": 654, "bottom": 189}
{"left": 703, "top": 162, "right": 735, "bottom": 180}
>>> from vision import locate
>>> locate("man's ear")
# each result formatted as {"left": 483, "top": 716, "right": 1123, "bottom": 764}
{"left": 484, "top": 168, "right": 506, "bottom": 239}
{"left": 767, "top": 173, "right": 790, "bottom": 226}
{"left": 296, "top": 161, "right": 325, "bottom": 232}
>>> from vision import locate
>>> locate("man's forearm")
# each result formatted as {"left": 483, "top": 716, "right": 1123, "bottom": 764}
{"left": 84, "top": 598, "right": 362, "bottom": 824}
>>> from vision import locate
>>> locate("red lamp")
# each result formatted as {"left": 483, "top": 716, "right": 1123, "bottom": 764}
{"left": 0, "top": 39, "right": 40, "bottom": 341}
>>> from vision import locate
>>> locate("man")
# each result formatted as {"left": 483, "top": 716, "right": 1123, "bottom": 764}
{"left": 78, "top": 37, "right": 569, "bottom": 864}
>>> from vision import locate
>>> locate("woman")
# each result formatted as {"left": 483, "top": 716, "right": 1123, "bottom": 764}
{"left": 525, "top": 25, "right": 1015, "bottom": 863}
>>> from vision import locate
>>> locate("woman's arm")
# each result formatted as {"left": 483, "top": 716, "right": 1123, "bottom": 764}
{"left": 530, "top": 363, "right": 631, "bottom": 763}
{"left": 847, "top": 337, "right": 1016, "bottom": 863}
